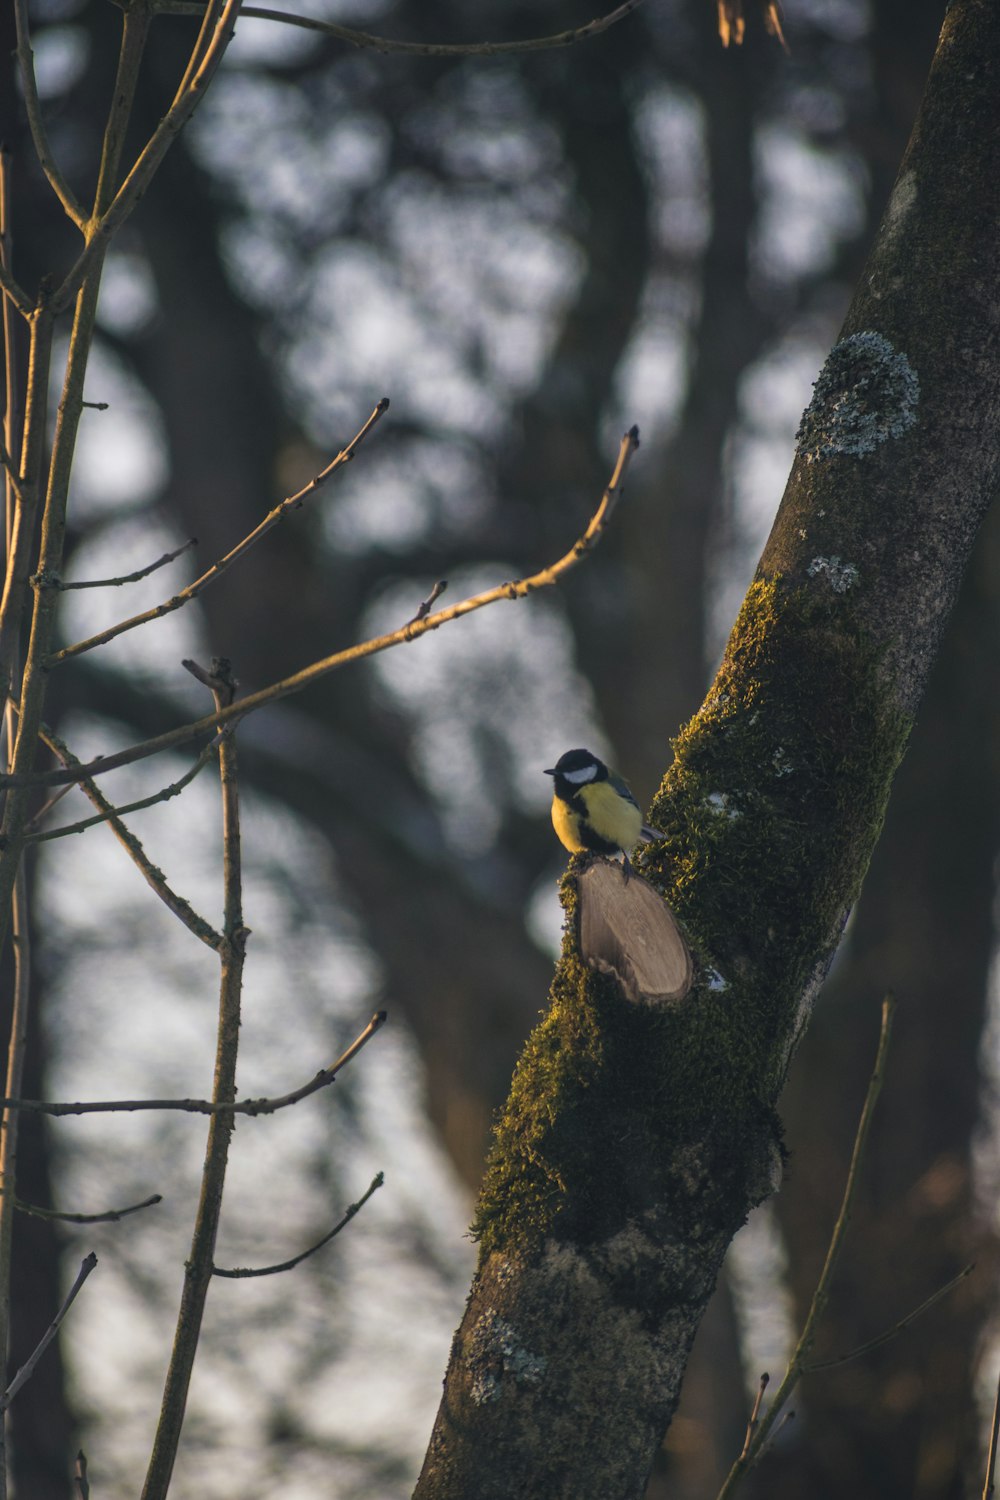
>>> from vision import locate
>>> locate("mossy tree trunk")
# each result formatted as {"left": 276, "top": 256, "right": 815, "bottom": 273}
{"left": 413, "top": 5, "right": 1000, "bottom": 1496}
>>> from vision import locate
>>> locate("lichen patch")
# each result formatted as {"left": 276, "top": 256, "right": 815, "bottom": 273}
{"left": 796, "top": 331, "right": 919, "bottom": 463}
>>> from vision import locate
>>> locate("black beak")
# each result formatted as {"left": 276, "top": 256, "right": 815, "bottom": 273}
{"left": 543, "top": 768, "right": 556, "bottom": 777}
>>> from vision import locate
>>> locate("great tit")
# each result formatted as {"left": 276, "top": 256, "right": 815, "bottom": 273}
{"left": 544, "top": 748, "right": 656, "bottom": 877}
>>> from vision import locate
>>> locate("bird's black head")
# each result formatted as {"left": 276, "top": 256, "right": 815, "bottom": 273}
{"left": 544, "top": 748, "right": 608, "bottom": 786}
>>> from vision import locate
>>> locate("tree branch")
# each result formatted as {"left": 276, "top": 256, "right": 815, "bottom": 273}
{"left": 12, "top": 0, "right": 87, "bottom": 225}
{"left": 14, "top": 1192, "right": 162, "bottom": 1225}
{"left": 49, "top": 399, "right": 387, "bottom": 663}
{"left": 34, "top": 721, "right": 224, "bottom": 950}
{"left": 141, "top": 663, "right": 246, "bottom": 1500}
{"left": 212, "top": 1173, "right": 384, "bottom": 1278}
{"left": 154, "top": 0, "right": 645, "bottom": 57}
{"left": 57, "top": 537, "right": 197, "bottom": 590}
{"left": 1, "top": 1010, "right": 387, "bottom": 1118}
{"left": 0, "top": 1253, "right": 97, "bottom": 1413}
{"left": 52, "top": 0, "right": 244, "bottom": 315}
{"left": 10, "top": 424, "right": 638, "bottom": 789}
{"left": 717, "top": 998, "right": 895, "bottom": 1498}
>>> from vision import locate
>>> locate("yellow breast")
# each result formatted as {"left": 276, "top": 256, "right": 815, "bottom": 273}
{"left": 551, "top": 781, "right": 643, "bottom": 855}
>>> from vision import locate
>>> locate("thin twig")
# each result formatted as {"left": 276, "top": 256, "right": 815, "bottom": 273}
{"left": 1, "top": 1253, "right": 97, "bottom": 1412}
{"left": 984, "top": 1366, "right": 1000, "bottom": 1500}
{"left": 404, "top": 579, "right": 448, "bottom": 635}
{"left": 24, "top": 736, "right": 216, "bottom": 847}
{"left": 739, "top": 1373, "right": 768, "bottom": 1460}
{"left": 212, "top": 1173, "right": 384, "bottom": 1278}
{"left": 802, "top": 1263, "right": 974, "bottom": 1373}
{"left": 25, "top": 778, "right": 89, "bottom": 833}
{"left": 0, "top": 436, "right": 24, "bottom": 513}
{"left": 2, "top": 1010, "right": 387, "bottom": 1117}
{"left": 14, "top": 1192, "right": 162, "bottom": 1225}
{"left": 35, "top": 720, "right": 223, "bottom": 949}
{"left": 50, "top": 400, "right": 387, "bottom": 664}
{"left": 15, "top": 426, "right": 639, "bottom": 790}
{"left": 58, "top": 537, "right": 197, "bottom": 589}
{"left": 715, "top": 994, "right": 897, "bottom": 1500}
{"left": 0, "top": 262, "right": 32, "bottom": 324}
{"left": 156, "top": 0, "right": 645, "bottom": 56}
{"left": 74, "top": 1451, "right": 89, "bottom": 1500}
{"left": 12, "top": 0, "right": 86, "bottom": 225}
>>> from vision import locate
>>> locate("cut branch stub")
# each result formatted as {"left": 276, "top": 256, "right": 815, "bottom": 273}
{"left": 575, "top": 858, "right": 693, "bottom": 1004}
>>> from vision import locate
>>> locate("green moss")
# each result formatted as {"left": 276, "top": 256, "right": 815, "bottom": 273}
{"left": 473, "top": 577, "right": 911, "bottom": 1257}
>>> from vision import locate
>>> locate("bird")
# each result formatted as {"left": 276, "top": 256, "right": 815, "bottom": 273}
{"left": 544, "top": 748, "right": 657, "bottom": 878}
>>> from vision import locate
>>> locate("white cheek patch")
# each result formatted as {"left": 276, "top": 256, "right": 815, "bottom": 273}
{"left": 563, "top": 765, "right": 597, "bottom": 784}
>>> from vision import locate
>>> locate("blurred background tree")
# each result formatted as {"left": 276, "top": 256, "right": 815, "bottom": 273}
{"left": 2, "top": 2, "right": 993, "bottom": 1498}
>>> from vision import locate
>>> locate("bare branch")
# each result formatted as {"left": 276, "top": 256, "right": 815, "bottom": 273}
{"left": 50, "top": 399, "right": 387, "bottom": 664}
{"left": 0, "top": 435, "right": 25, "bottom": 512}
{"left": 142, "top": 659, "right": 246, "bottom": 1500}
{"left": 25, "top": 737, "right": 216, "bottom": 846}
{"left": 801, "top": 1263, "right": 974, "bottom": 1374}
{"left": 52, "top": 0, "right": 243, "bottom": 315}
{"left": 212, "top": 1173, "right": 384, "bottom": 1278}
{"left": 34, "top": 720, "right": 224, "bottom": 949}
{"left": 404, "top": 579, "right": 448, "bottom": 635}
{"left": 716, "top": 994, "right": 897, "bottom": 1500}
{"left": 0, "top": 261, "right": 32, "bottom": 324}
{"left": 12, "top": 0, "right": 87, "bottom": 225}
{"left": 1, "top": 1253, "right": 97, "bottom": 1412}
{"left": 738, "top": 1373, "right": 768, "bottom": 1461}
{"left": 1, "top": 1010, "right": 387, "bottom": 1118}
{"left": 58, "top": 537, "right": 197, "bottom": 590}
{"left": 155, "top": 0, "right": 645, "bottom": 57}
{"left": 15, "top": 1192, "right": 162, "bottom": 1225}
{"left": 985, "top": 1366, "right": 1000, "bottom": 1500}
{"left": 15, "top": 425, "right": 639, "bottom": 790}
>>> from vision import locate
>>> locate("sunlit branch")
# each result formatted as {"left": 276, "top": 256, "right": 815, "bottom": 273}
{"left": 0, "top": 437, "right": 24, "bottom": 513}
{"left": 0, "top": 1253, "right": 97, "bottom": 1413}
{"left": 12, "top": 0, "right": 86, "bottom": 225}
{"left": 156, "top": 0, "right": 645, "bottom": 57}
{"left": 1, "top": 1010, "right": 387, "bottom": 1118}
{"left": 50, "top": 399, "right": 388, "bottom": 664}
{"left": 13, "top": 425, "right": 639, "bottom": 790}
{"left": 53, "top": 0, "right": 243, "bottom": 315}
{"left": 212, "top": 1173, "right": 384, "bottom": 1277}
{"left": 0, "top": 262, "right": 32, "bottom": 324}
{"left": 14, "top": 1192, "right": 162, "bottom": 1225}
{"left": 58, "top": 537, "right": 197, "bottom": 590}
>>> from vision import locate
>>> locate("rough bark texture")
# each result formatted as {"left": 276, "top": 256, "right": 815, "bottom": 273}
{"left": 414, "top": 6, "right": 1000, "bottom": 1495}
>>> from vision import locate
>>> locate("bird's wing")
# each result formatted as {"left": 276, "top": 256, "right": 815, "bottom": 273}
{"left": 608, "top": 770, "right": 640, "bottom": 808}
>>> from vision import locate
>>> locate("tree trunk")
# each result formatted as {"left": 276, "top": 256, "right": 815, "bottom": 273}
{"left": 414, "top": 5, "right": 1000, "bottom": 1494}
